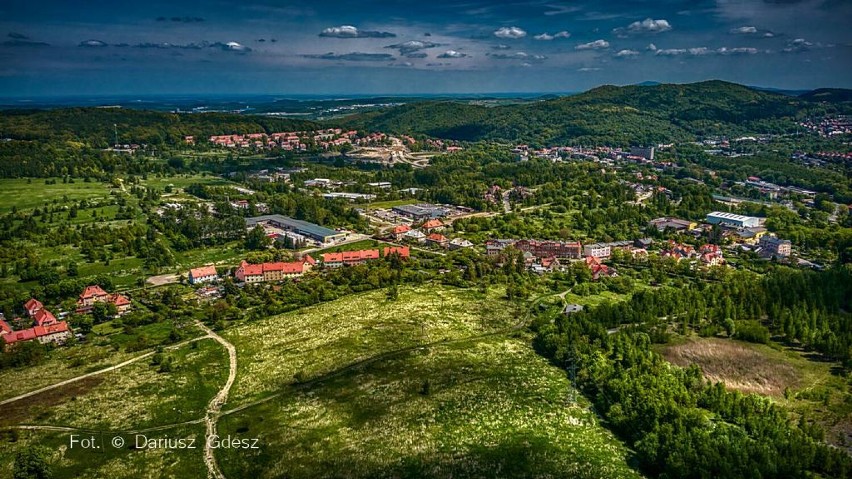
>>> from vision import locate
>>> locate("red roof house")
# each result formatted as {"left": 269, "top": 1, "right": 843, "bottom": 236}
{"left": 24, "top": 298, "right": 44, "bottom": 317}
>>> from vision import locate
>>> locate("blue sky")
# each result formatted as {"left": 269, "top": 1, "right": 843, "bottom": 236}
{"left": 1, "top": 0, "right": 850, "bottom": 96}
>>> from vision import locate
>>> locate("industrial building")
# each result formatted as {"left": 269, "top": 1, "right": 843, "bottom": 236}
{"left": 245, "top": 215, "right": 346, "bottom": 244}
{"left": 705, "top": 211, "right": 763, "bottom": 228}
{"left": 392, "top": 204, "right": 450, "bottom": 221}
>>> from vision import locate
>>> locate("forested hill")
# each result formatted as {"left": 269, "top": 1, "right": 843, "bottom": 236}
{"left": 342, "top": 80, "right": 852, "bottom": 146}
{"left": 0, "top": 108, "right": 319, "bottom": 147}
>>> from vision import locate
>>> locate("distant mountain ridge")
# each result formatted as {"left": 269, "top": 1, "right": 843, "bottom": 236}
{"left": 341, "top": 80, "right": 852, "bottom": 146}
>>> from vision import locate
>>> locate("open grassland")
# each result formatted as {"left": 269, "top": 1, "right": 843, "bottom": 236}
{"left": 0, "top": 425, "right": 207, "bottom": 479}
{"left": 140, "top": 173, "right": 235, "bottom": 190}
{"left": 223, "top": 285, "right": 521, "bottom": 406}
{"left": 217, "top": 337, "right": 642, "bottom": 479}
{"left": 0, "top": 178, "right": 115, "bottom": 213}
{"left": 3, "top": 338, "right": 227, "bottom": 431}
{"left": 657, "top": 336, "right": 852, "bottom": 449}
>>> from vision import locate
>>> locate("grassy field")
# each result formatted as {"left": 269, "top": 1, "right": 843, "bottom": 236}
{"left": 217, "top": 336, "right": 642, "bottom": 479}
{"left": 223, "top": 285, "right": 521, "bottom": 406}
{"left": 3, "top": 338, "right": 227, "bottom": 431}
{"left": 656, "top": 336, "right": 852, "bottom": 450}
{"left": 0, "top": 178, "right": 115, "bottom": 213}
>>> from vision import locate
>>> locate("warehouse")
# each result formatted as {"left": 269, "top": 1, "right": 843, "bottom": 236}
{"left": 705, "top": 211, "right": 763, "bottom": 228}
{"left": 245, "top": 215, "right": 346, "bottom": 244}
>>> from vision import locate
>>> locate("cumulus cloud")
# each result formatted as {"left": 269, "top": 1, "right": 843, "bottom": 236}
{"left": 781, "top": 38, "right": 829, "bottom": 52}
{"left": 319, "top": 25, "right": 396, "bottom": 39}
{"left": 615, "top": 49, "right": 640, "bottom": 57}
{"left": 614, "top": 18, "right": 672, "bottom": 36}
{"left": 534, "top": 31, "right": 570, "bottom": 40}
{"left": 652, "top": 45, "right": 760, "bottom": 56}
{"left": 78, "top": 39, "right": 109, "bottom": 47}
{"left": 492, "top": 44, "right": 511, "bottom": 50}
{"left": 304, "top": 52, "right": 395, "bottom": 61}
{"left": 437, "top": 50, "right": 467, "bottom": 58}
{"left": 385, "top": 40, "right": 439, "bottom": 54}
{"left": 732, "top": 26, "right": 757, "bottom": 34}
{"left": 494, "top": 27, "right": 526, "bottom": 39}
{"left": 575, "top": 39, "right": 610, "bottom": 50}
{"left": 212, "top": 41, "right": 251, "bottom": 53}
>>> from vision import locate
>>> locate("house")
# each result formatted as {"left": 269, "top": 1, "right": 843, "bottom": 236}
{"left": 0, "top": 319, "right": 13, "bottom": 336}
{"left": 563, "top": 304, "right": 584, "bottom": 315}
{"left": 33, "top": 309, "right": 58, "bottom": 327}
{"left": 3, "top": 321, "right": 72, "bottom": 348}
{"left": 403, "top": 229, "right": 427, "bottom": 243}
{"left": 759, "top": 235, "right": 792, "bottom": 258}
{"left": 698, "top": 244, "right": 725, "bottom": 266}
{"left": 235, "top": 261, "right": 265, "bottom": 283}
{"left": 661, "top": 241, "right": 696, "bottom": 261}
{"left": 421, "top": 219, "right": 445, "bottom": 232}
{"left": 513, "top": 240, "right": 583, "bottom": 259}
{"left": 585, "top": 256, "right": 617, "bottom": 280}
{"left": 390, "top": 224, "right": 411, "bottom": 240}
{"left": 426, "top": 233, "right": 449, "bottom": 248}
{"left": 382, "top": 246, "right": 411, "bottom": 258}
{"left": 188, "top": 265, "right": 219, "bottom": 285}
{"left": 448, "top": 238, "right": 474, "bottom": 250}
{"left": 485, "top": 239, "right": 515, "bottom": 256}
{"left": 24, "top": 298, "right": 44, "bottom": 317}
{"left": 76, "top": 286, "right": 131, "bottom": 316}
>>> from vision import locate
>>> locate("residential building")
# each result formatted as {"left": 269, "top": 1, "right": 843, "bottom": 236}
{"left": 426, "top": 233, "right": 449, "bottom": 248}
{"left": 24, "top": 298, "right": 44, "bottom": 317}
{"left": 403, "top": 229, "right": 427, "bottom": 243}
{"left": 3, "top": 322, "right": 72, "bottom": 348}
{"left": 514, "top": 240, "right": 583, "bottom": 259}
{"left": 235, "top": 259, "right": 312, "bottom": 282}
{"left": 448, "top": 238, "right": 474, "bottom": 250}
{"left": 382, "top": 246, "right": 411, "bottom": 258}
{"left": 421, "top": 219, "right": 445, "bottom": 232}
{"left": 630, "top": 146, "right": 655, "bottom": 160}
{"left": 321, "top": 249, "right": 380, "bottom": 268}
{"left": 649, "top": 217, "right": 697, "bottom": 232}
{"left": 76, "top": 286, "right": 132, "bottom": 316}
{"left": 698, "top": 244, "right": 725, "bottom": 266}
{"left": 390, "top": 224, "right": 411, "bottom": 240}
{"left": 759, "top": 235, "right": 792, "bottom": 258}
{"left": 235, "top": 261, "right": 265, "bottom": 283}
{"left": 583, "top": 243, "right": 612, "bottom": 259}
{"left": 188, "top": 265, "right": 219, "bottom": 285}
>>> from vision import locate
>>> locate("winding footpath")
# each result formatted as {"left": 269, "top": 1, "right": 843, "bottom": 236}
{"left": 195, "top": 321, "right": 237, "bottom": 479}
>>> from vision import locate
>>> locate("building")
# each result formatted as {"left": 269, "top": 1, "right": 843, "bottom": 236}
{"left": 24, "top": 298, "right": 44, "bottom": 317}
{"left": 585, "top": 256, "right": 617, "bottom": 280}
{"left": 485, "top": 239, "right": 515, "bottom": 256}
{"left": 382, "top": 246, "right": 411, "bottom": 258}
{"left": 76, "top": 286, "right": 132, "bottom": 316}
{"left": 698, "top": 244, "right": 725, "bottom": 266}
{"left": 705, "top": 211, "right": 763, "bottom": 229}
{"left": 188, "top": 265, "right": 219, "bottom": 285}
{"left": 3, "top": 322, "right": 72, "bottom": 348}
{"left": 403, "top": 229, "right": 427, "bottom": 243}
{"left": 321, "top": 249, "right": 381, "bottom": 268}
{"left": 448, "top": 238, "right": 474, "bottom": 250}
{"left": 425, "top": 233, "right": 449, "bottom": 248}
{"left": 583, "top": 243, "right": 612, "bottom": 259}
{"left": 392, "top": 204, "right": 449, "bottom": 221}
{"left": 420, "top": 219, "right": 445, "bottom": 232}
{"left": 390, "top": 224, "right": 411, "bottom": 240}
{"left": 759, "top": 236, "right": 792, "bottom": 258}
{"left": 563, "top": 304, "right": 584, "bottom": 315}
{"left": 649, "top": 217, "right": 696, "bottom": 232}
{"left": 235, "top": 258, "right": 313, "bottom": 283}
{"left": 514, "top": 240, "right": 583, "bottom": 259}
{"left": 245, "top": 215, "right": 346, "bottom": 244}
{"left": 630, "top": 146, "right": 655, "bottom": 160}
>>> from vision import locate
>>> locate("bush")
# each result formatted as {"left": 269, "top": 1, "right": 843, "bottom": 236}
{"left": 733, "top": 320, "right": 770, "bottom": 344}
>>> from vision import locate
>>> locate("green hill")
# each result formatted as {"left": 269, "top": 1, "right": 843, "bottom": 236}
{"left": 0, "top": 108, "right": 320, "bottom": 147}
{"left": 343, "top": 80, "right": 844, "bottom": 146}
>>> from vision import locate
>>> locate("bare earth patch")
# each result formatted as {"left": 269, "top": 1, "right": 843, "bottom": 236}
{"left": 659, "top": 338, "right": 799, "bottom": 396}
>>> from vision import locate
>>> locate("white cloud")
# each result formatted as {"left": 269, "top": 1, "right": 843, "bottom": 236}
{"left": 575, "top": 39, "right": 609, "bottom": 50}
{"left": 494, "top": 27, "right": 527, "bottom": 39}
{"left": 319, "top": 25, "right": 396, "bottom": 38}
{"left": 653, "top": 46, "right": 761, "bottom": 56}
{"left": 615, "top": 49, "right": 640, "bottom": 57}
{"left": 647, "top": 43, "right": 657, "bottom": 51}
{"left": 437, "top": 50, "right": 467, "bottom": 58}
{"left": 732, "top": 26, "right": 758, "bottom": 34}
{"left": 534, "top": 31, "right": 570, "bottom": 41}
{"left": 578, "top": 67, "right": 601, "bottom": 72}
{"left": 614, "top": 18, "right": 672, "bottom": 36}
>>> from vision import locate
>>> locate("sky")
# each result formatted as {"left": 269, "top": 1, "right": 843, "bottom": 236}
{"left": 1, "top": 0, "right": 850, "bottom": 97}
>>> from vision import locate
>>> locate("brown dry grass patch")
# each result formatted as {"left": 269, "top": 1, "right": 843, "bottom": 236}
{"left": 0, "top": 376, "right": 103, "bottom": 427}
{"left": 659, "top": 338, "right": 799, "bottom": 396}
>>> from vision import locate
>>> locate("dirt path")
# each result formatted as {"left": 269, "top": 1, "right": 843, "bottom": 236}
{"left": 195, "top": 321, "right": 237, "bottom": 479}
{"left": 0, "top": 336, "right": 209, "bottom": 407}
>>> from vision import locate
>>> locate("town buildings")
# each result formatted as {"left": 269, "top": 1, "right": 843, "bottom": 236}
{"left": 705, "top": 211, "right": 764, "bottom": 229}
{"left": 235, "top": 257, "right": 315, "bottom": 282}
{"left": 759, "top": 235, "right": 792, "bottom": 258}
{"left": 1, "top": 299, "right": 72, "bottom": 348}
{"left": 76, "top": 286, "right": 132, "bottom": 316}
{"left": 245, "top": 215, "right": 346, "bottom": 244}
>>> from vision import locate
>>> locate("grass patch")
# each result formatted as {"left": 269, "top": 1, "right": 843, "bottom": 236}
{"left": 217, "top": 337, "right": 641, "bottom": 479}
{"left": 0, "top": 178, "right": 115, "bottom": 213}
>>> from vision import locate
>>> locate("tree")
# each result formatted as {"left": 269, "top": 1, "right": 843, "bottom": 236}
{"left": 13, "top": 447, "right": 52, "bottom": 479}
{"left": 245, "top": 225, "right": 271, "bottom": 251}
